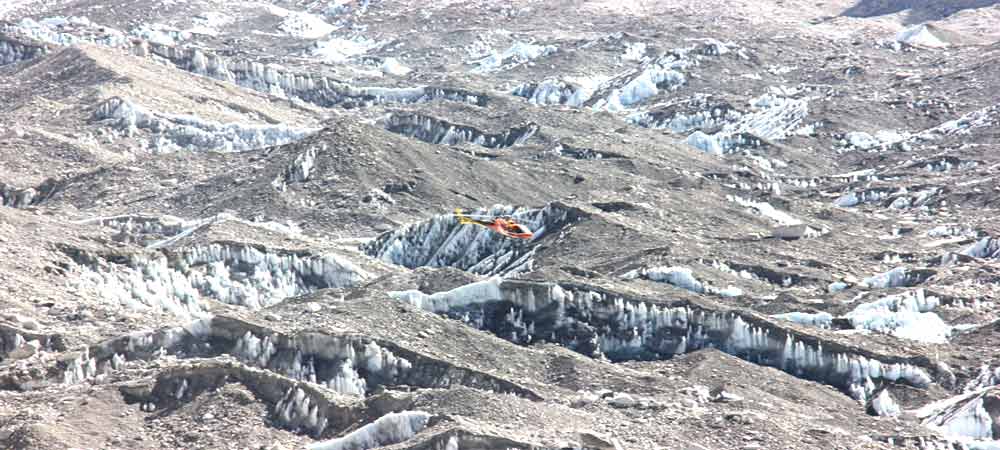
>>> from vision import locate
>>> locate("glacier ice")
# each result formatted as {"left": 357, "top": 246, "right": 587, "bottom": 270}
{"left": 381, "top": 113, "right": 539, "bottom": 148}
{"left": 312, "top": 36, "right": 384, "bottom": 63}
{"left": 963, "top": 237, "right": 1000, "bottom": 259}
{"left": 135, "top": 42, "right": 488, "bottom": 109}
{"left": 68, "top": 243, "right": 370, "bottom": 318}
{"left": 681, "top": 94, "right": 809, "bottom": 155}
{"left": 870, "top": 388, "right": 901, "bottom": 417}
{"left": 93, "top": 97, "right": 317, "bottom": 153}
{"left": 727, "top": 195, "right": 803, "bottom": 226}
{"left": 844, "top": 289, "right": 950, "bottom": 343}
{"left": 918, "top": 388, "right": 998, "bottom": 443}
{"left": 511, "top": 76, "right": 604, "bottom": 107}
{"left": 896, "top": 25, "right": 948, "bottom": 48}
{"left": 772, "top": 312, "right": 833, "bottom": 329}
{"left": 862, "top": 267, "right": 932, "bottom": 289}
{"left": 231, "top": 330, "right": 411, "bottom": 397}
{"left": 307, "top": 411, "right": 431, "bottom": 450}
{"left": 0, "top": 35, "right": 48, "bottom": 66}
{"left": 389, "top": 278, "right": 934, "bottom": 401}
{"left": 470, "top": 41, "right": 557, "bottom": 73}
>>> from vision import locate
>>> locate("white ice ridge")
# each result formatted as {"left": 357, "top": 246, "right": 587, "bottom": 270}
{"left": 93, "top": 97, "right": 317, "bottom": 153}
{"left": 862, "top": 267, "right": 927, "bottom": 289}
{"left": 258, "top": 3, "right": 336, "bottom": 39}
{"left": 470, "top": 41, "right": 557, "bottom": 73}
{"left": 726, "top": 195, "right": 803, "bottom": 226}
{"left": 845, "top": 289, "right": 951, "bottom": 343}
{"left": 232, "top": 330, "right": 411, "bottom": 397}
{"left": 3, "top": 16, "right": 129, "bottom": 48}
{"left": 915, "top": 387, "right": 999, "bottom": 444}
{"left": 963, "top": 237, "right": 1000, "bottom": 259}
{"left": 510, "top": 76, "right": 606, "bottom": 107}
{"left": 134, "top": 43, "right": 487, "bottom": 108}
{"left": 592, "top": 61, "right": 687, "bottom": 112}
{"left": 391, "top": 278, "right": 933, "bottom": 401}
{"left": 363, "top": 203, "right": 571, "bottom": 276}
{"left": 871, "top": 389, "right": 901, "bottom": 417}
{"left": 771, "top": 312, "right": 833, "bottom": 329}
{"left": 684, "top": 94, "right": 809, "bottom": 155}
{"left": 0, "top": 36, "right": 48, "bottom": 66}
{"left": 896, "top": 24, "right": 948, "bottom": 48}
{"left": 621, "top": 266, "right": 743, "bottom": 297}
{"left": 70, "top": 243, "right": 369, "bottom": 318}
{"left": 73, "top": 212, "right": 302, "bottom": 248}
{"left": 312, "top": 36, "right": 385, "bottom": 64}
{"left": 307, "top": 411, "right": 432, "bottom": 450}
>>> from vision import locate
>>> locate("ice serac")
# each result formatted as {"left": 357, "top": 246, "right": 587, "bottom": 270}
{"left": 93, "top": 97, "right": 317, "bottom": 153}
{"left": 141, "top": 358, "right": 363, "bottom": 438}
{"left": 622, "top": 266, "right": 743, "bottom": 298}
{"left": 963, "top": 237, "right": 1000, "bottom": 260}
{"left": 0, "top": 33, "right": 49, "bottom": 65}
{"left": 511, "top": 77, "right": 602, "bottom": 107}
{"left": 862, "top": 267, "right": 935, "bottom": 289}
{"left": 135, "top": 42, "right": 488, "bottom": 109}
{"left": 916, "top": 387, "right": 1000, "bottom": 445}
{"left": 65, "top": 243, "right": 370, "bottom": 318}
{"left": 361, "top": 203, "right": 579, "bottom": 276}
{"left": 682, "top": 94, "right": 809, "bottom": 155}
{"left": 390, "top": 278, "right": 935, "bottom": 402}
{"left": 845, "top": 289, "right": 951, "bottom": 343}
{"left": 470, "top": 41, "right": 557, "bottom": 73}
{"left": 381, "top": 113, "right": 539, "bottom": 149}
{"left": 307, "top": 411, "right": 432, "bottom": 450}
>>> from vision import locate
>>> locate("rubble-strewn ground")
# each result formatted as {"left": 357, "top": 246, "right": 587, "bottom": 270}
{"left": 2, "top": 1, "right": 1000, "bottom": 449}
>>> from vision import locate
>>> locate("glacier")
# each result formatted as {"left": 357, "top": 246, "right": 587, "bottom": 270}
{"left": 93, "top": 97, "right": 317, "bottom": 153}
{"left": 389, "top": 277, "right": 934, "bottom": 402}
{"left": 307, "top": 411, "right": 431, "bottom": 450}
{"left": 67, "top": 242, "right": 370, "bottom": 318}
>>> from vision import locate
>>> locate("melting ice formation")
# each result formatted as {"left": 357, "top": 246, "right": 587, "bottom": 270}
{"left": 68, "top": 243, "right": 369, "bottom": 318}
{"left": 590, "top": 56, "right": 688, "bottom": 112}
{"left": 726, "top": 194, "right": 803, "bottom": 226}
{"left": 511, "top": 76, "right": 605, "bottom": 107}
{"left": 231, "top": 329, "right": 411, "bottom": 397}
{"left": 963, "top": 237, "right": 1000, "bottom": 260}
{"left": 627, "top": 95, "right": 741, "bottom": 132}
{"left": 93, "top": 97, "right": 318, "bottom": 153}
{"left": 683, "top": 94, "right": 810, "bottom": 155}
{"left": 380, "top": 113, "right": 539, "bottom": 149}
{"left": 311, "top": 35, "right": 385, "bottom": 64}
{"left": 916, "top": 387, "right": 1000, "bottom": 446}
{"left": 308, "top": 411, "right": 432, "bottom": 450}
{"left": 621, "top": 266, "right": 743, "bottom": 298}
{"left": 834, "top": 186, "right": 940, "bottom": 210}
{"left": 845, "top": 289, "right": 950, "bottom": 343}
{"left": 469, "top": 41, "right": 557, "bottom": 73}
{"left": 2, "top": 16, "right": 129, "bottom": 50}
{"left": 362, "top": 203, "right": 576, "bottom": 276}
{"left": 61, "top": 316, "right": 539, "bottom": 405}
{"left": 862, "top": 267, "right": 935, "bottom": 289}
{"left": 137, "top": 43, "right": 489, "bottom": 109}
{"left": 0, "top": 178, "right": 61, "bottom": 208}
{"left": 773, "top": 289, "right": 953, "bottom": 344}
{"left": 0, "top": 34, "right": 48, "bottom": 66}
{"left": 74, "top": 212, "right": 302, "bottom": 248}
{"left": 836, "top": 105, "right": 999, "bottom": 155}
{"left": 390, "top": 277, "right": 934, "bottom": 402}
